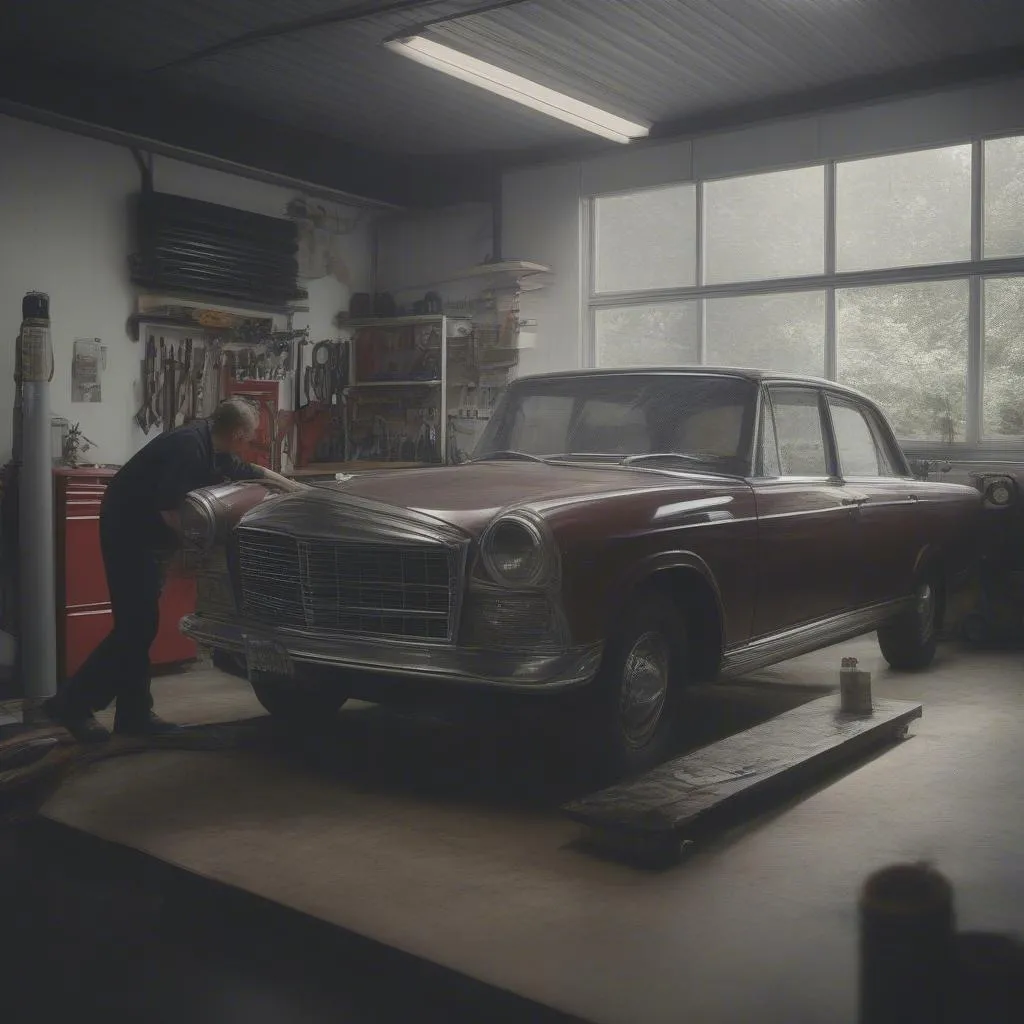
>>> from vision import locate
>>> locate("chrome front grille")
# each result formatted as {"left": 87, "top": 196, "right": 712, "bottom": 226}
{"left": 235, "top": 529, "right": 456, "bottom": 642}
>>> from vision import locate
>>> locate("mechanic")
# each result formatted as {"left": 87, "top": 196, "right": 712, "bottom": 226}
{"left": 44, "top": 398, "right": 305, "bottom": 743}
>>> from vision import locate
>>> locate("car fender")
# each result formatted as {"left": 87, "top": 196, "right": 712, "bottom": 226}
{"left": 609, "top": 549, "right": 727, "bottom": 639}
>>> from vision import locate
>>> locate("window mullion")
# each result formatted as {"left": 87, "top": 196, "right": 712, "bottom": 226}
{"left": 825, "top": 162, "right": 838, "bottom": 380}
{"left": 967, "top": 140, "right": 984, "bottom": 445}
{"left": 696, "top": 181, "right": 706, "bottom": 363}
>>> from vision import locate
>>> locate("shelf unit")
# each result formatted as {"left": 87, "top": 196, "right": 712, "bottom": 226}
{"left": 338, "top": 315, "right": 472, "bottom": 468}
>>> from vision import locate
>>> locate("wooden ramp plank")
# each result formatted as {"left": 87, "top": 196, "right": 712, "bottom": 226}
{"left": 563, "top": 696, "right": 921, "bottom": 861}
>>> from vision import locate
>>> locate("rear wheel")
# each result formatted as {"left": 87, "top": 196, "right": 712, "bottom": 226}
{"left": 579, "top": 590, "right": 688, "bottom": 776}
{"left": 250, "top": 676, "right": 348, "bottom": 723}
{"left": 878, "top": 575, "right": 941, "bottom": 671}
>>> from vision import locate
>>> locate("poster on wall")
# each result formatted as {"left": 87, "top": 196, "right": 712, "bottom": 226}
{"left": 72, "top": 338, "right": 103, "bottom": 403}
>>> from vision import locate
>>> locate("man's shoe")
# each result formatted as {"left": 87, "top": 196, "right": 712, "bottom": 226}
{"left": 41, "top": 697, "right": 110, "bottom": 745}
{"left": 112, "top": 712, "right": 182, "bottom": 738}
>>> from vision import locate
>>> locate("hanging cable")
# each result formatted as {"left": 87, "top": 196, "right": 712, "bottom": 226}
{"left": 143, "top": 0, "right": 538, "bottom": 76}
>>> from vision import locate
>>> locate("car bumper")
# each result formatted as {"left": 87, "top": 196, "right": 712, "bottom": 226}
{"left": 181, "top": 614, "right": 603, "bottom": 693}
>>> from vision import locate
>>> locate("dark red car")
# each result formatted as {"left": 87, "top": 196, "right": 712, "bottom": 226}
{"left": 181, "top": 369, "right": 980, "bottom": 773}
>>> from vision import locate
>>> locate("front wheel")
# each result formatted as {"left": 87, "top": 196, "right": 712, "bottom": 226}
{"left": 578, "top": 589, "right": 688, "bottom": 776}
{"left": 878, "top": 576, "right": 941, "bottom": 671}
{"left": 250, "top": 676, "right": 348, "bottom": 723}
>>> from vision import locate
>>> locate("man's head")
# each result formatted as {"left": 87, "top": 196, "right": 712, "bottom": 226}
{"left": 210, "top": 398, "right": 260, "bottom": 455}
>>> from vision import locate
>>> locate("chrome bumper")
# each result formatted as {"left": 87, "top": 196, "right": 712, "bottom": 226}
{"left": 181, "top": 614, "right": 603, "bottom": 693}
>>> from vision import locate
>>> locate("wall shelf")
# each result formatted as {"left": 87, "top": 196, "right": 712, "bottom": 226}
{"left": 341, "top": 314, "right": 466, "bottom": 468}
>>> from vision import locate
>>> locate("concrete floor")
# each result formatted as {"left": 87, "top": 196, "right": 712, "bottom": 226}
{"left": 22, "top": 637, "right": 1024, "bottom": 1023}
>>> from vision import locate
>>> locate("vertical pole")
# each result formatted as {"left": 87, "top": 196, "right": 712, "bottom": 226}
{"left": 440, "top": 316, "right": 448, "bottom": 464}
{"left": 695, "top": 181, "right": 706, "bottom": 364}
{"left": 18, "top": 292, "right": 58, "bottom": 703}
{"left": 824, "top": 162, "right": 838, "bottom": 381}
{"left": 967, "top": 139, "right": 985, "bottom": 446}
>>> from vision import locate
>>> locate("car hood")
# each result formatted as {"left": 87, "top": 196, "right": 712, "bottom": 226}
{"left": 312, "top": 461, "right": 732, "bottom": 534}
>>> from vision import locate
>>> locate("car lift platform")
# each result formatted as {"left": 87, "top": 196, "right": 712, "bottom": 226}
{"left": 563, "top": 696, "right": 923, "bottom": 866}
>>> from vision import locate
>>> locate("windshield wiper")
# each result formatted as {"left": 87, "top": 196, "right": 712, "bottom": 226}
{"left": 473, "top": 450, "right": 548, "bottom": 463}
{"left": 621, "top": 452, "right": 710, "bottom": 466}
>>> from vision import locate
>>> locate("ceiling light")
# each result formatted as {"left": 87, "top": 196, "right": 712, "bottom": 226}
{"left": 384, "top": 35, "right": 649, "bottom": 144}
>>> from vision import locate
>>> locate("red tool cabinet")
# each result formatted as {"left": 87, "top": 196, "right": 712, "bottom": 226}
{"left": 54, "top": 467, "right": 197, "bottom": 680}
{"left": 224, "top": 379, "right": 286, "bottom": 470}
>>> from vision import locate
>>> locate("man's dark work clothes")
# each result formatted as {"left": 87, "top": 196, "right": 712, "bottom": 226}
{"left": 50, "top": 420, "right": 261, "bottom": 733}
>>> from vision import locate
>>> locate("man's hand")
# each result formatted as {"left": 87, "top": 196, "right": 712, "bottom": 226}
{"left": 259, "top": 467, "right": 309, "bottom": 493}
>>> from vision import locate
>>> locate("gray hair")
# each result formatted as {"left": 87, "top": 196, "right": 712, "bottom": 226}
{"left": 210, "top": 397, "right": 260, "bottom": 436}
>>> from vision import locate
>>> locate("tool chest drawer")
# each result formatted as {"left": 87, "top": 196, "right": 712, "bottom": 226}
{"left": 54, "top": 467, "right": 197, "bottom": 679}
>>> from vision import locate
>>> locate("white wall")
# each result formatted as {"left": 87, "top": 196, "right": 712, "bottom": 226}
{"left": 0, "top": 114, "right": 372, "bottom": 466}
{"left": 502, "top": 162, "right": 583, "bottom": 377}
{"left": 375, "top": 202, "right": 493, "bottom": 296}
{"left": 502, "top": 72, "right": 1024, "bottom": 374}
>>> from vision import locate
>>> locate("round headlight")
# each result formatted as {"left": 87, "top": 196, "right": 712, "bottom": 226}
{"left": 984, "top": 478, "right": 1014, "bottom": 508}
{"left": 482, "top": 516, "right": 551, "bottom": 586}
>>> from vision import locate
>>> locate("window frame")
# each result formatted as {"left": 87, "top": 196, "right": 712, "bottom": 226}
{"left": 585, "top": 133, "right": 1024, "bottom": 460}
{"left": 759, "top": 384, "right": 837, "bottom": 482}
{"left": 825, "top": 394, "right": 904, "bottom": 481}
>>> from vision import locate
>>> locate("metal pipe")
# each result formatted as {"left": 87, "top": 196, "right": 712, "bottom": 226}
{"left": 0, "top": 100, "right": 398, "bottom": 213}
{"left": 18, "top": 292, "right": 57, "bottom": 702}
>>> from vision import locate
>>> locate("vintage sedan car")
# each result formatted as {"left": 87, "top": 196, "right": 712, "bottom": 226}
{"left": 179, "top": 368, "right": 980, "bottom": 773}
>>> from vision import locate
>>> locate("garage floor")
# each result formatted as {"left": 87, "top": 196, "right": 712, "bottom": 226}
{"left": 7, "top": 638, "right": 1024, "bottom": 1023}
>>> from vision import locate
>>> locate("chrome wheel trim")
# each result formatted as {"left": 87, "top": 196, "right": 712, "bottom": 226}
{"left": 619, "top": 631, "right": 671, "bottom": 750}
{"left": 916, "top": 583, "right": 936, "bottom": 641}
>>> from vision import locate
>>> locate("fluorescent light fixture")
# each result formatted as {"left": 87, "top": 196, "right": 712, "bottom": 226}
{"left": 385, "top": 35, "right": 649, "bottom": 144}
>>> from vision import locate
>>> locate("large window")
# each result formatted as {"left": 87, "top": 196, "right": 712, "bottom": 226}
{"left": 837, "top": 281, "right": 969, "bottom": 442}
{"left": 594, "top": 184, "right": 697, "bottom": 292}
{"left": 588, "top": 132, "right": 1024, "bottom": 452}
{"left": 706, "top": 291, "right": 826, "bottom": 376}
{"left": 985, "top": 137, "right": 1024, "bottom": 259}
{"left": 594, "top": 302, "right": 699, "bottom": 368}
{"left": 704, "top": 166, "right": 824, "bottom": 283}
{"left": 836, "top": 146, "right": 971, "bottom": 272}
{"left": 983, "top": 276, "right": 1024, "bottom": 437}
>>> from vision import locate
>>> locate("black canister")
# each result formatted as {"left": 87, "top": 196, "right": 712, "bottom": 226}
{"left": 22, "top": 291, "right": 49, "bottom": 320}
{"left": 859, "top": 863, "right": 955, "bottom": 1024}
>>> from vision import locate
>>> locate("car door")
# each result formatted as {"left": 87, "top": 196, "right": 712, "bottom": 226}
{"left": 750, "top": 385, "right": 864, "bottom": 637}
{"left": 824, "top": 393, "right": 921, "bottom": 608}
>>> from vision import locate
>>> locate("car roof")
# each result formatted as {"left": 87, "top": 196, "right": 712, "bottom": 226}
{"left": 513, "top": 366, "right": 876, "bottom": 404}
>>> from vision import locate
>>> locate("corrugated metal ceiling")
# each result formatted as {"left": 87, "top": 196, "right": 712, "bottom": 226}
{"left": 2, "top": 0, "right": 1023, "bottom": 158}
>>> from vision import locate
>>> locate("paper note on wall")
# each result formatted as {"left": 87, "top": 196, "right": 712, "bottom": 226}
{"left": 72, "top": 338, "right": 102, "bottom": 403}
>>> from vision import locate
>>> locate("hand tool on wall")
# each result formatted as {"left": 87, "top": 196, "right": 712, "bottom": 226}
{"left": 135, "top": 334, "right": 157, "bottom": 432}
{"left": 175, "top": 338, "right": 193, "bottom": 425}
{"left": 190, "top": 344, "right": 207, "bottom": 421}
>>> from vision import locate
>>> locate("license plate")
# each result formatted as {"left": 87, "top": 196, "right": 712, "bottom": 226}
{"left": 244, "top": 637, "right": 294, "bottom": 678}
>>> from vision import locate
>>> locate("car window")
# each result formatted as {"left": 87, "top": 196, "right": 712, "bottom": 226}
{"left": 829, "top": 398, "right": 894, "bottom": 477}
{"left": 571, "top": 399, "right": 650, "bottom": 454}
{"left": 474, "top": 373, "right": 758, "bottom": 471}
{"left": 675, "top": 405, "right": 744, "bottom": 458}
{"left": 509, "top": 395, "right": 574, "bottom": 454}
{"left": 770, "top": 389, "right": 828, "bottom": 477}
{"left": 758, "top": 399, "right": 781, "bottom": 476}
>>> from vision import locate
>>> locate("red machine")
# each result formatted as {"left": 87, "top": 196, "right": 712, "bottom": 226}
{"left": 53, "top": 467, "right": 197, "bottom": 679}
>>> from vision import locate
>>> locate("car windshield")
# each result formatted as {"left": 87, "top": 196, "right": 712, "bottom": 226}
{"left": 474, "top": 373, "right": 758, "bottom": 476}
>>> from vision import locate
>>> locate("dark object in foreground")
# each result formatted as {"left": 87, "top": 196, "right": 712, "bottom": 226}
{"left": 563, "top": 695, "right": 922, "bottom": 866}
{"left": 859, "top": 863, "right": 955, "bottom": 1024}
{"left": 859, "top": 864, "right": 1024, "bottom": 1024}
